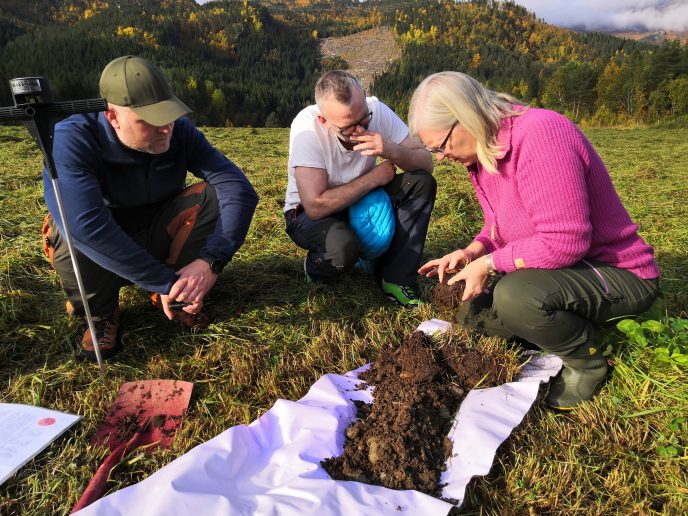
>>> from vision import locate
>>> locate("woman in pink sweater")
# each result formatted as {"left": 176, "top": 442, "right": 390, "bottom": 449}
{"left": 409, "top": 72, "right": 660, "bottom": 410}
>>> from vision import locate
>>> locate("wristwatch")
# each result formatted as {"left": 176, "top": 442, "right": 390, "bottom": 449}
{"left": 201, "top": 257, "right": 227, "bottom": 274}
{"left": 484, "top": 253, "right": 498, "bottom": 277}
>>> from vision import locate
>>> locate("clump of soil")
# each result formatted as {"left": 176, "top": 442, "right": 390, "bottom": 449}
{"left": 109, "top": 413, "right": 180, "bottom": 444}
{"left": 322, "top": 330, "right": 512, "bottom": 498}
{"left": 432, "top": 281, "right": 465, "bottom": 318}
{"left": 115, "top": 413, "right": 140, "bottom": 439}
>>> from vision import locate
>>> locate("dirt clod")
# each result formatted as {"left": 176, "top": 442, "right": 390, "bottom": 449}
{"left": 432, "top": 281, "right": 465, "bottom": 318}
{"left": 115, "top": 414, "right": 139, "bottom": 439}
{"left": 322, "top": 330, "right": 510, "bottom": 498}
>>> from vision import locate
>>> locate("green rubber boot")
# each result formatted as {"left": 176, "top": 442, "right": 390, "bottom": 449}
{"left": 546, "top": 345, "right": 609, "bottom": 410}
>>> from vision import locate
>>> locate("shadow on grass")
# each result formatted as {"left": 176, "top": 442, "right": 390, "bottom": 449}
{"left": 1, "top": 253, "right": 403, "bottom": 378}
{"left": 654, "top": 251, "right": 688, "bottom": 316}
{"left": 5, "top": 243, "right": 683, "bottom": 381}
{"left": 0, "top": 253, "right": 80, "bottom": 378}
{"left": 214, "top": 254, "right": 394, "bottom": 320}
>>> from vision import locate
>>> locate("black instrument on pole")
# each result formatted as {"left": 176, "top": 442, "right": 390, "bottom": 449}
{"left": 1, "top": 77, "right": 108, "bottom": 373}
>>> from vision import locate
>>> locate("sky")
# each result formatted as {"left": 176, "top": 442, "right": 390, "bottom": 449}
{"left": 512, "top": 0, "right": 688, "bottom": 33}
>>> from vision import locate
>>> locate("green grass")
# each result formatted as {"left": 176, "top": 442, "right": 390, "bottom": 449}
{"left": 1, "top": 125, "right": 687, "bottom": 514}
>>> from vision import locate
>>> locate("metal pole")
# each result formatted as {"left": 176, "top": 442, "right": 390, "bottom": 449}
{"left": 50, "top": 177, "right": 105, "bottom": 376}
{"left": 1, "top": 78, "right": 109, "bottom": 376}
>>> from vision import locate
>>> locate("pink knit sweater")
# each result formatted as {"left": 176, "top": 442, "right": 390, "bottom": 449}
{"left": 470, "top": 108, "right": 660, "bottom": 280}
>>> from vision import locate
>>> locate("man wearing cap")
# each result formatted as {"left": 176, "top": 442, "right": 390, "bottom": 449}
{"left": 41, "top": 55, "right": 258, "bottom": 361}
{"left": 284, "top": 70, "right": 435, "bottom": 307}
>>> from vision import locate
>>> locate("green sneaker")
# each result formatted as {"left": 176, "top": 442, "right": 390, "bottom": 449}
{"left": 381, "top": 279, "right": 422, "bottom": 308}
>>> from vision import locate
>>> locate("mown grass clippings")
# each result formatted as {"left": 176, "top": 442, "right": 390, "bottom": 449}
{"left": 0, "top": 125, "right": 686, "bottom": 514}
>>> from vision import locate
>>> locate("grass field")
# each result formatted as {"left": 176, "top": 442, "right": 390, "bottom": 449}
{"left": 0, "top": 124, "right": 686, "bottom": 514}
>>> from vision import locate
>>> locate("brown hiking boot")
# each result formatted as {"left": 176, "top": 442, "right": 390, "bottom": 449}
{"left": 80, "top": 306, "right": 121, "bottom": 362}
{"left": 150, "top": 293, "right": 210, "bottom": 330}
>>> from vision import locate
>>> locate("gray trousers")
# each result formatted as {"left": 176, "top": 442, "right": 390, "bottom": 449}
{"left": 459, "top": 260, "right": 660, "bottom": 359}
{"left": 285, "top": 170, "right": 437, "bottom": 286}
{"left": 42, "top": 183, "right": 219, "bottom": 318}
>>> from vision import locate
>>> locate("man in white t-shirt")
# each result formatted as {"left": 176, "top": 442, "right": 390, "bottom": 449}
{"left": 283, "top": 71, "right": 435, "bottom": 307}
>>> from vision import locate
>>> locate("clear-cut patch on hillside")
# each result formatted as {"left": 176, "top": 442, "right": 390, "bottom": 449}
{"left": 319, "top": 26, "right": 402, "bottom": 91}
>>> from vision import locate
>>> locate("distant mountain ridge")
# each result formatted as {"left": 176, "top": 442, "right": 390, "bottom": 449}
{"left": 608, "top": 29, "right": 688, "bottom": 46}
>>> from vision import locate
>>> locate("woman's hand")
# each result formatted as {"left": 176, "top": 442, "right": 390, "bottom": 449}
{"left": 418, "top": 248, "right": 475, "bottom": 284}
{"left": 447, "top": 257, "right": 489, "bottom": 302}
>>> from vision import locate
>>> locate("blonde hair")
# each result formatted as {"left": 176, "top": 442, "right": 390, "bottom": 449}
{"left": 408, "top": 71, "right": 525, "bottom": 174}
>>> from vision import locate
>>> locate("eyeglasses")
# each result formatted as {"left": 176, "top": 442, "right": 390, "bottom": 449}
{"left": 331, "top": 110, "right": 373, "bottom": 137}
{"left": 424, "top": 122, "right": 457, "bottom": 154}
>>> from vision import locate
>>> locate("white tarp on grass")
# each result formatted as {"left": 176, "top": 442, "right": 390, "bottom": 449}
{"left": 77, "top": 319, "right": 562, "bottom": 515}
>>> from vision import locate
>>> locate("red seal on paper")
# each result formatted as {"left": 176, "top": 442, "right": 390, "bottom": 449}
{"left": 38, "top": 418, "right": 56, "bottom": 426}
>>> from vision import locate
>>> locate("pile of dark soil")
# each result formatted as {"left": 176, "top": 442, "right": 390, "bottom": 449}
{"left": 322, "top": 330, "right": 514, "bottom": 498}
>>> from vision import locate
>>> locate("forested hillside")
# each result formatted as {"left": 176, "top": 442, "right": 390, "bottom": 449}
{"left": 1, "top": 0, "right": 687, "bottom": 126}
{"left": 370, "top": 1, "right": 688, "bottom": 124}
{"left": 0, "top": 0, "right": 322, "bottom": 126}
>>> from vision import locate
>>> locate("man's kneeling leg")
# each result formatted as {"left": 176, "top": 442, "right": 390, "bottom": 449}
{"left": 42, "top": 214, "right": 123, "bottom": 360}
{"left": 285, "top": 208, "right": 360, "bottom": 283}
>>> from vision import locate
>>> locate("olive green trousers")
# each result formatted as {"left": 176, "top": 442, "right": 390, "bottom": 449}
{"left": 457, "top": 260, "right": 659, "bottom": 359}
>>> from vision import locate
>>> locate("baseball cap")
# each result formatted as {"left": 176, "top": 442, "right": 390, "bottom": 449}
{"left": 99, "top": 55, "right": 191, "bottom": 126}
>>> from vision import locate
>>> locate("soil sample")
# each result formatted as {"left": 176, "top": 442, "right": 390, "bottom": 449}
{"left": 322, "top": 330, "right": 512, "bottom": 499}
{"left": 432, "top": 281, "right": 465, "bottom": 318}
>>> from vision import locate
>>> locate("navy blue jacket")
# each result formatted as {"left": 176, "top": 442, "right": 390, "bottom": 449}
{"left": 43, "top": 113, "right": 258, "bottom": 294}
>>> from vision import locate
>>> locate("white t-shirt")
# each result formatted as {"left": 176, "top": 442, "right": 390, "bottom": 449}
{"left": 284, "top": 96, "right": 410, "bottom": 212}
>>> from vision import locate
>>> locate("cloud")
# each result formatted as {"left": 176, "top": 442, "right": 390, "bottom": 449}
{"left": 513, "top": 0, "right": 688, "bottom": 32}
